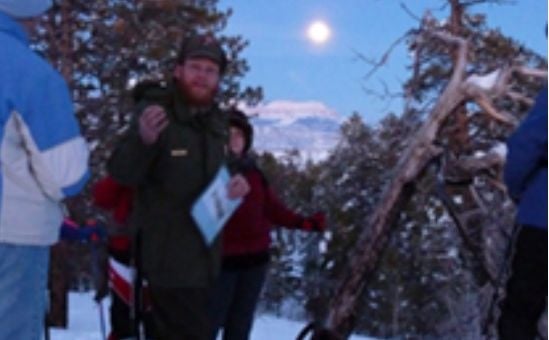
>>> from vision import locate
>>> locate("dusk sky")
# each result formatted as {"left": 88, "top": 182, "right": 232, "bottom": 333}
{"left": 219, "top": 0, "right": 548, "bottom": 124}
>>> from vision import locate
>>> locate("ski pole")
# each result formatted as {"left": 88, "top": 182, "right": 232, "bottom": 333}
{"left": 44, "top": 314, "right": 50, "bottom": 340}
{"left": 89, "top": 229, "right": 108, "bottom": 340}
{"left": 96, "top": 297, "right": 107, "bottom": 340}
{"left": 132, "top": 228, "right": 144, "bottom": 340}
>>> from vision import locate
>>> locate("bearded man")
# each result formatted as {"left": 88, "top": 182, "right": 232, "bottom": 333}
{"left": 108, "top": 34, "right": 249, "bottom": 339}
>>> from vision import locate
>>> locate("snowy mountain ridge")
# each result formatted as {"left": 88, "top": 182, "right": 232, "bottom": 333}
{"left": 238, "top": 100, "right": 342, "bottom": 161}
{"left": 240, "top": 100, "right": 341, "bottom": 125}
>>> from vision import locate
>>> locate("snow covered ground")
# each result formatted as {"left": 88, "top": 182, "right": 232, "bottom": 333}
{"left": 50, "top": 292, "right": 376, "bottom": 339}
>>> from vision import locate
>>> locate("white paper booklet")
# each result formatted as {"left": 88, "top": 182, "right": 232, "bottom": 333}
{"left": 191, "top": 166, "right": 242, "bottom": 246}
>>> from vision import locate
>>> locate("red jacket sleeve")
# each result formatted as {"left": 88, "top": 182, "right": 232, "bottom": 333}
{"left": 93, "top": 176, "right": 123, "bottom": 209}
{"left": 263, "top": 185, "right": 303, "bottom": 229}
{"left": 92, "top": 176, "right": 133, "bottom": 224}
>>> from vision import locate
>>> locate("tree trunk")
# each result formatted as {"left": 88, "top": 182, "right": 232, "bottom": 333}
{"left": 323, "top": 31, "right": 469, "bottom": 338}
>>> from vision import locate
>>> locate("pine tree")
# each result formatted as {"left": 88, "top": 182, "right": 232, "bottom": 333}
{"left": 27, "top": 2, "right": 263, "bottom": 312}
{"left": 28, "top": 0, "right": 262, "bottom": 222}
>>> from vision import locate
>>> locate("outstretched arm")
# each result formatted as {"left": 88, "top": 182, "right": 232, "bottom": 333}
{"left": 264, "top": 186, "right": 326, "bottom": 232}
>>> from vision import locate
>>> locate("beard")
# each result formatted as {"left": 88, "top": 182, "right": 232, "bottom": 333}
{"left": 177, "top": 79, "right": 218, "bottom": 107}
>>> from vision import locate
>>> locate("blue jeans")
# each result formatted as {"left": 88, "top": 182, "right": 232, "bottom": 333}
{"left": 209, "top": 263, "right": 268, "bottom": 340}
{"left": 0, "top": 243, "right": 49, "bottom": 340}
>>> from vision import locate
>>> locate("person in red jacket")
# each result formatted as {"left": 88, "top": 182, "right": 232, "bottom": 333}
{"left": 209, "top": 109, "right": 326, "bottom": 340}
{"left": 92, "top": 176, "right": 154, "bottom": 340}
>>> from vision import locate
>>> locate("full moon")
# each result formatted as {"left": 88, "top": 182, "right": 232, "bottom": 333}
{"left": 307, "top": 20, "right": 331, "bottom": 44}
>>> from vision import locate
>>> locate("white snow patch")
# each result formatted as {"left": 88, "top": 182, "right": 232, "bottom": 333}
{"left": 318, "top": 239, "right": 328, "bottom": 254}
{"left": 491, "top": 142, "right": 507, "bottom": 159}
{"left": 326, "top": 260, "right": 335, "bottom": 270}
{"left": 126, "top": 77, "right": 138, "bottom": 89}
{"left": 50, "top": 292, "right": 377, "bottom": 339}
{"left": 447, "top": 248, "right": 458, "bottom": 258}
{"left": 474, "top": 150, "right": 487, "bottom": 158}
{"left": 465, "top": 69, "right": 501, "bottom": 91}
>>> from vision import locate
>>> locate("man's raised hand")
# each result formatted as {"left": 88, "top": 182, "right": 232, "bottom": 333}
{"left": 139, "top": 105, "right": 169, "bottom": 145}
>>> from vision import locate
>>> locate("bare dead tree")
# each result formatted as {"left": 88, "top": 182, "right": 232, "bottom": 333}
{"left": 322, "top": 28, "right": 468, "bottom": 338}
{"left": 314, "top": 6, "right": 546, "bottom": 338}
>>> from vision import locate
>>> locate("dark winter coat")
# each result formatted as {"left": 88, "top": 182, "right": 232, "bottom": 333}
{"left": 504, "top": 87, "right": 547, "bottom": 229}
{"left": 222, "top": 156, "right": 303, "bottom": 259}
{"left": 108, "top": 83, "right": 228, "bottom": 288}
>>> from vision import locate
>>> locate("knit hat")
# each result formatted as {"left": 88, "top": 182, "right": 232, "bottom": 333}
{"left": 0, "top": 0, "right": 52, "bottom": 18}
{"left": 177, "top": 34, "right": 227, "bottom": 73}
{"left": 229, "top": 109, "right": 253, "bottom": 153}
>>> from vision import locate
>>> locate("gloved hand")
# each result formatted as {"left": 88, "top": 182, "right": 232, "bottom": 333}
{"left": 300, "top": 212, "right": 326, "bottom": 232}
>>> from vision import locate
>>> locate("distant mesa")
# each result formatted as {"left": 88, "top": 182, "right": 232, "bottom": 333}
{"left": 239, "top": 100, "right": 342, "bottom": 162}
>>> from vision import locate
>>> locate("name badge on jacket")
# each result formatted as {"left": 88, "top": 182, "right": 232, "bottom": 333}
{"left": 171, "top": 149, "right": 188, "bottom": 157}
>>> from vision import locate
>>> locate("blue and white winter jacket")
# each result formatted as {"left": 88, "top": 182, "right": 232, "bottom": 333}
{"left": 0, "top": 12, "right": 90, "bottom": 245}
{"left": 504, "top": 87, "right": 548, "bottom": 230}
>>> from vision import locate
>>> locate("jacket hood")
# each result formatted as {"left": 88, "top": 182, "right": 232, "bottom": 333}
{"left": 228, "top": 109, "right": 253, "bottom": 153}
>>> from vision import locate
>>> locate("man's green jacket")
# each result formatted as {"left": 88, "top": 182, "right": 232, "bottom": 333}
{"left": 108, "top": 83, "right": 227, "bottom": 288}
